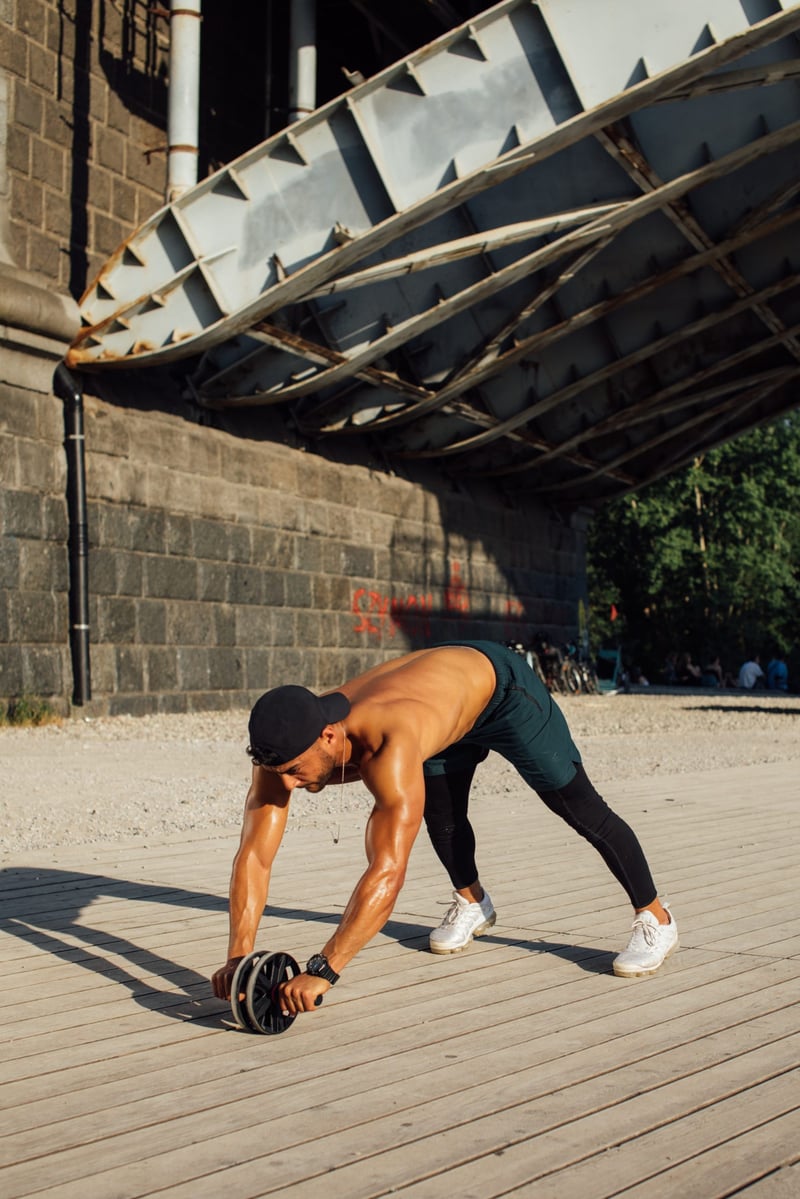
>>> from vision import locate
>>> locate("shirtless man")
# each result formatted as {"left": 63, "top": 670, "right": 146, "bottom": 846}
{"left": 211, "top": 641, "right": 678, "bottom": 1014}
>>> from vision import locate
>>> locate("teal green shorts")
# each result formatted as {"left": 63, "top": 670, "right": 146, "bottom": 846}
{"left": 422, "top": 640, "right": 581, "bottom": 792}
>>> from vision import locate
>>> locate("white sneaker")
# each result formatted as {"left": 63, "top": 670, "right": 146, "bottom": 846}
{"left": 429, "top": 890, "right": 496, "bottom": 954}
{"left": 613, "top": 907, "right": 678, "bottom": 977}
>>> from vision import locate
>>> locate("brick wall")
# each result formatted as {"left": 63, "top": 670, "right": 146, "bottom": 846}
{"left": 1, "top": 372, "right": 587, "bottom": 715}
{"left": 2, "top": 0, "right": 167, "bottom": 293}
{"left": 60, "top": 386, "right": 586, "bottom": 716}
{"left": 0, "top": 374, "right": 70, "bottom": 703}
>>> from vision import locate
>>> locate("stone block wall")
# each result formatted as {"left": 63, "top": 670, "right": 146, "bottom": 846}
{"left": 2, "top": 0, "right": 168, "bottom": 292}
{"left": 0, "top": 257, "right": 80, "bottom": 707}
{"left": 50, "top": 387, "right": 586, "bottom": 715}
{"left": 1, "top": 372, "right": 587, "bottom": 715}
{"left": 0, "top": 376, "right": 70, "bottom": 703}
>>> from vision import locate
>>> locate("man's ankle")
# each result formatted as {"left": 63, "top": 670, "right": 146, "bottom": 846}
{"left": 636, "top": 899, "right": 670, "bottom": 925}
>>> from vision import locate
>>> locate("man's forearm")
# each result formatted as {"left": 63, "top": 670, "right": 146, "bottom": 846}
{"left": 227, "top": 849, "right": 270, "bottom": 959}
{"left": 320, "top": 866, "right": 403, "bottom": 973}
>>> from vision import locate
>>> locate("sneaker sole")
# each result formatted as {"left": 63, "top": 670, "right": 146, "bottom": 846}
{"left": 429, "top": 912, "right": 496, "bottom": 955}
{"left": 612, "top": 936, "right": 679, "bottom": 978}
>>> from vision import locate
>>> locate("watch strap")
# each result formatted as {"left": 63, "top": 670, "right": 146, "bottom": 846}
{"left": 306, "top": 953, "right": 339, "bottom": 985}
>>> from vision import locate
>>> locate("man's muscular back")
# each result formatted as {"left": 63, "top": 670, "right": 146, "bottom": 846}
{"left": 335, "top": 646, "right": 496, "bottom": 769}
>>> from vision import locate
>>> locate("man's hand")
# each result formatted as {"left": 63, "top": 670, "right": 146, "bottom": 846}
{"left": 211, "top": 956, "right": 245, "bottom": 1001}
{"left": 278, "top": 971, "right": 330, "bottom": 1015}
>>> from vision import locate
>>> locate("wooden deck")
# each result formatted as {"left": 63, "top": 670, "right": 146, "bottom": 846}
{"left": 2, "top": 758, "right": 799, "bottom": 1198}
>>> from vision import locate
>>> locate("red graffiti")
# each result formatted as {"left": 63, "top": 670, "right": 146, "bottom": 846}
{"left": 352, "top": 587, "right": 433, "bottom": 639}
{"left": 444, "top": 561, "right": 470, "bottom": 613}
{"left": 352, "top": 569, "right": 527, "bottom": 640}
{"left": 391, "top": 592, "right": 433, "bottom": 639}
{"left": 352, "top": 589, "right": 390, "bottom": 636}
{"left": 502, "top": 597, "right": 527, "bottom": 639}
{"left": 353, "top": 563, "right": 489, "bottom": 639}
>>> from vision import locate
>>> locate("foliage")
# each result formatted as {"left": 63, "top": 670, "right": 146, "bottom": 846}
{"left": 587, "top": 412, "right": 800, "bottom": 681}
{"left": 0, "top": 694, "right": 60, "bottom": 728}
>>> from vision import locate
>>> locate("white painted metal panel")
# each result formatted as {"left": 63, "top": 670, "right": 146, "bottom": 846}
{"left": 68, "top": 0, "right": 800, "bottom": 503}
{"left": 537, "top": 0, "right": 759, "bottom": 108}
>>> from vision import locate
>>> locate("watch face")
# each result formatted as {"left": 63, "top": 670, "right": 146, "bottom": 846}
{"left": 306, "top": 953, "right": 338, "bottom": 983}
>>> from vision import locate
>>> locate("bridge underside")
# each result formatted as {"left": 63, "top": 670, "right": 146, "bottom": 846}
{"left": 69, "top": 0, "right": 800, "bottom": 507}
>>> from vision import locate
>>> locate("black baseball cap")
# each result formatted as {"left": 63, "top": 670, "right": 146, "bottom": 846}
{"left": 247, "top": 685, "right": 351, "bottom": 767}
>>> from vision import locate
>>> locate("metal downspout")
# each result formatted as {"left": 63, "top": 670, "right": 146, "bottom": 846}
{"left": 54, "top": 364, "right": 91, "bottom": 707}
{"left": 265, "top": 0, "right": 274, "bottom": 138}
{"left": 167, "top": 0, "right": 202, "bottom": 203}
{"left": 289, "top": 0, "right": 316, "bottom": 124}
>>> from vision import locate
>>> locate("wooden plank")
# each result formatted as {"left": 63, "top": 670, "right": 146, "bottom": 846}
{"left": 734, "top": 1162, "right": 800, "bottom": 1198}
{"left": 0, "top": 755, "right": 797, "bottom": 1198}
{"left": 584, "top": 1114, "right": 800, "bottom": 1199}
{"left": 3, "top": 967, "right": 798, "bottom": 1193}
{"left": 2, "top": 985, "right": 797, "bottom": 1166}
{"left": 2, "top": 947, "right": 793, "bottom": 1113}
{"left": 16, "top": 1042, "right": 797, "bottom": 1199}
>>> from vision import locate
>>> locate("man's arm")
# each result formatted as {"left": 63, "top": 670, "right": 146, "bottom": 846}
{"left": 210, "top": 766, "right": 290, "bottom": 1000}
{"left": 279, "top": 735, "right": 425, "bottom": 1014}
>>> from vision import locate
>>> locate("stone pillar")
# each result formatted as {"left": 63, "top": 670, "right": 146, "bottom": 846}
{"left": 0, "top": 261, "right": 79, "bottom": 710}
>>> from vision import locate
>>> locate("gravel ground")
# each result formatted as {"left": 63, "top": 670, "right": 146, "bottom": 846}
{"left": 2, "top": 689, "right": 798, "bottom": 856}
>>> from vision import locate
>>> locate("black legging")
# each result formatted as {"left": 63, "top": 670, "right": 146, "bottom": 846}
{"left": 423, "top": 765, "right": 480, "bottom": 891}
{"left": 423, "top": 761, "right": 657, "bottom": 909}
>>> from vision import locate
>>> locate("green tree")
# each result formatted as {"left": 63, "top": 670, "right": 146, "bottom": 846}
{"left": 588, "top": 412, "right": 800, "bottom": 679}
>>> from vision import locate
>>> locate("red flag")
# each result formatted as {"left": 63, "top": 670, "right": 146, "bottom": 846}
{"left": 610, "top": 604, "right": 618, "bottom": 622}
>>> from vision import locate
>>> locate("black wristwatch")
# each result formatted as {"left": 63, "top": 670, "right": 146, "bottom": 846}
{"left": 306, "top": 953, "right": 339, "bottom": 985}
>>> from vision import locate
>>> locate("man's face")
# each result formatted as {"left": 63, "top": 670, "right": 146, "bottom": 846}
{"left": 271, "top": 740, "right": 337, "bottom": 793}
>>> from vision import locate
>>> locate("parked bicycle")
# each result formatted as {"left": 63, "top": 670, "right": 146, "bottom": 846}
{"left": 504, "top": 635, "right": 598, "bottom": 695}
{"left": 531, "top": 632, "right": 579, "bottom": 695}
{"left": 504, "top": 640, "right": 548, "bottom": 688}
{"left": 563, "top": 639, "right": 600, "bottom": 694}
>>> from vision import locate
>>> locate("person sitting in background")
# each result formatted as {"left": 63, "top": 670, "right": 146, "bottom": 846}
{"left": 676, "top": 651, "right": 702, "bottom": 685}
{"left": 737, "top": 654, "right": 765, "bottom": 689}
{"left": 701, "top": 654, "right": 736, "bottom": 688}
{"left": 661, "top": 651, "right": 678, "bottom": 684}
{"left": 767, "top": 652, "right": 789, "bottom": 692}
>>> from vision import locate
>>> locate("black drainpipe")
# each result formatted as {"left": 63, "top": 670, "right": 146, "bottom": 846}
{"left": 54, "top": 363, "right": 92, "bottom": 706}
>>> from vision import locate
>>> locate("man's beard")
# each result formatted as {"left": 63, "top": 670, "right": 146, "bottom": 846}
{"left": 304, "top": 747, "right": 337, "bottom": 792}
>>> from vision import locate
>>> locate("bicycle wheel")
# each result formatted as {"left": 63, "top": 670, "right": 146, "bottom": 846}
{"left": 526, "top": 650, "right": 548, "bottom": 687}
{"left": 563, "top": 662, "right": 582, "bottom": 694}
{"left": 582, "top": 666, "right": 600, "bottom": 694}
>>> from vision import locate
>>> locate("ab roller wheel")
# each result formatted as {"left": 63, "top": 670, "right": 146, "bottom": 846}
{"left": 230, "top": 950, "right": 322, "bottom": 1035}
